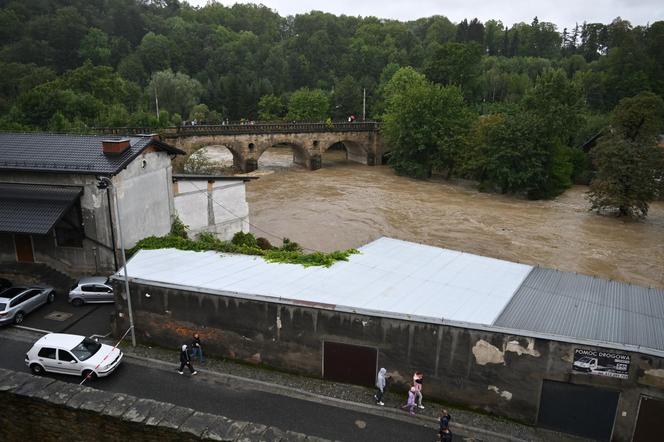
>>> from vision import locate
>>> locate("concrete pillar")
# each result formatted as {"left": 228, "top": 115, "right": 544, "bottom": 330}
{"left": 309, "top": 155, "right": 321, "bottom": 170}
{"left": 244, "top": 158, "right": 258, "bottom": 173}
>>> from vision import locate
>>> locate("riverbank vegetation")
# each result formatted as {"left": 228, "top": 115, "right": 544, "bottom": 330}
{"left": 128, "top": 223, "right": 359, "bottom": 268}
{"left": 0, "top": 1, "right": 662, "bottom": 214}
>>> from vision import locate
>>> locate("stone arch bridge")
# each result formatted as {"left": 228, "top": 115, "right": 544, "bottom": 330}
{"left": 97, "top": 122, "right": 385, "bottom": 172}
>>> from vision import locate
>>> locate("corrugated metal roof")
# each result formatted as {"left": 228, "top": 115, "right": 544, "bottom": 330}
{"left": 494, "top": 267, "right": 664, "bottom": 352}
{"left": 121, "top": 237, "right": 534, "bottom": 326}
{"left": 0, "top": 183, "right": 82, "bottom": 234}
{"left": 0, "top": 133, "right": 183, "bottom": 175}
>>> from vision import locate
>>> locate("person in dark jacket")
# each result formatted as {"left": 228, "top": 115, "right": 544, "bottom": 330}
{"left": 191, "top": 333, "right": 205, "bottom": 363}
{"left": 178, "top": 344, "right": 198, "bottom": 375}
{"left": 438, "top": 409, "right": 451, "bottom": 440}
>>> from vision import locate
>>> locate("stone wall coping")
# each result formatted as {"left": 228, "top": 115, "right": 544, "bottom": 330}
{"left": 0, "top": 368, "right": 330, "bottom": 441}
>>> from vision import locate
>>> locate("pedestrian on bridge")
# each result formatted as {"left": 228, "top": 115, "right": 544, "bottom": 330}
{"left": 178, "top": 344, "right": 198, "bottom": 375}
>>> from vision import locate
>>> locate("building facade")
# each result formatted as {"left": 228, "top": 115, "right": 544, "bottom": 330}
{"left": 0, "top": 133, "right": 184, "bottom": 275}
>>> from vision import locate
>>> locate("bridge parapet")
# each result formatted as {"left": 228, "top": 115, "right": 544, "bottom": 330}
{"left": 92, "top": 121, "right": 381, "bottom": 137}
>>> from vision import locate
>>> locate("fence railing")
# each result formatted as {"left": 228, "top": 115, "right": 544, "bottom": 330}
{"left": 91, "top": 121, "right": 381, "bottom": 137}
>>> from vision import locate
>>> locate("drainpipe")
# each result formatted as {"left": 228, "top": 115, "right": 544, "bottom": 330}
{"left": 106, "top": 190, "right": 119, "bottom": 271}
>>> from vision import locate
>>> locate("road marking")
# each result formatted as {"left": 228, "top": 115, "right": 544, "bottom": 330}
{"left": 13, "top": 325, "right": 50, "bottom": 334}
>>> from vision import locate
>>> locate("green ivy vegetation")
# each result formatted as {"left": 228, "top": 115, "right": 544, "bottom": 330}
{"left": 127, "top": 231, "right": 359, "bottom": 268}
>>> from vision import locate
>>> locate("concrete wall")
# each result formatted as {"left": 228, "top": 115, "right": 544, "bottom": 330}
{"left": 173, "top": 179, "right": 249, "bottom": 241}
{"left": 113, "top": 150, "right": 174, "bottom": 248}
{"left": 0, "top": 368, "right": 321, "bottom": 441}
{"left": 112, "top": 280, "right": 664, "bottom": 441}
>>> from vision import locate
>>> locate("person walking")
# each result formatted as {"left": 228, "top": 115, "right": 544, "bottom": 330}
{"left": 178, "top": 344, "right": 198, "bottom": 375}
{"left": 401, "top": 386, "right": 417, "bottom": 415}
{"left": 413, "top": 371, "right": 425, "bottom": 409}
{"left": 191, "top": 333, "right": 205, "bottom": 364}
{"left": 373, "top": 367, "right": 387, "bottom": 405}
{"left": 438, "top": 409, "right": 452, "bottom": 440}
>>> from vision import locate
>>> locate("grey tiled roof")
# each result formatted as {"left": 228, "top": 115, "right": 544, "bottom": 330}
{"left": 0, "top": 183, "right": 83, "bottom": 235}
{"left": 0, "top": 133, "right": 184, "bottom": 175}
{"left": 494, "top": 267, "right": 664, "bottom": 353}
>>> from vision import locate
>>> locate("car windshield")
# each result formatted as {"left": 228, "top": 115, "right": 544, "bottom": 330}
{"left": 578, "top": 357, "right": 592, "bottom": 363}
{"left": 71, "top": 338, "right": 102, "bottom": 361}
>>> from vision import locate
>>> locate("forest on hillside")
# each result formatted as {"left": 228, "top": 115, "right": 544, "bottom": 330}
{"left": 1, "top": 0, "right": 662, "bottom": 211}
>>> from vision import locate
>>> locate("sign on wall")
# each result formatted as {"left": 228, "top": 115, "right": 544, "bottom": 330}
{"left": 572, "top": 348, "right": 630, "bottom": 379}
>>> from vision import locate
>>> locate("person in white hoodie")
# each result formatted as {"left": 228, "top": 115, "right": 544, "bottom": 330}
{"left": 178, "top": 344, "right": 198, "bottom": 375}
{"left": 373, "top": 367, "right": 387, "bottom": 405}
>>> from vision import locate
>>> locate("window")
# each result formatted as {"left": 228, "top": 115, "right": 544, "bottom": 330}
{"left": 58, "top": 350, "right": 76, "bottom": 362}
{"left": 71, "top": 338, "right": 101, "bottom": 361}
{"left": 81, "top": 285, "right": 95, "bottom": 292}
{"left": 38, "top": 347, "right": 57, "bottom": 359}
{"left": 9, "top": 293, "right": 27, "bottom": 308}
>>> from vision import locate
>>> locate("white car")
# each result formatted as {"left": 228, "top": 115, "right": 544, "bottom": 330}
{"left": 25, "top": 333, "right": 123, "bottom": 379}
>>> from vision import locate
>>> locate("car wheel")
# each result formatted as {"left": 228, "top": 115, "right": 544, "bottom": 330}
{"left": 71, "top": 298, "right": 84, "bottom": 307}
{"left": 47, "top": 291, "right": 55, "bottom": 303}
{"left": 30, "top": 363, "right": 45, "bottom": 375}
{"left": 82, "top": 370, "right": 98, "bottom": 381}
{"left": 14, "top": 311, "right": 24, "bottom": 324}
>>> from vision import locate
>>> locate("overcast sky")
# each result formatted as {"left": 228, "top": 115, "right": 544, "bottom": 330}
{"left": 186, "top": 0, "right": 663, "bottom": 30}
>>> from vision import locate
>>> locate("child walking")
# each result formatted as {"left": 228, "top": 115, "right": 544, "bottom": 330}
{"left": 401, "top": 386, "right": 417, "bottom": 415}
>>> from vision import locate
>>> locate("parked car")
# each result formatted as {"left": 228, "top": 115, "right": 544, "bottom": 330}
{"left": 0, "top": 286, "right": 55, "bottom": 325}
{"left": 25, "top": 333, "right": 123, "bottom": 379}
{"left": 68, "top": 276, "right": 114, "bottom": 306}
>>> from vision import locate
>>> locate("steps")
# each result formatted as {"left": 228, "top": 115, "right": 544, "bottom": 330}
{"left": 0, "top": 262, "right": 76, "bottom": 294}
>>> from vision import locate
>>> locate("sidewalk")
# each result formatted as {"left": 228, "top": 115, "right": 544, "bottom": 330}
{"left": 118, "top": 342, "right": 589, "bottom": 442}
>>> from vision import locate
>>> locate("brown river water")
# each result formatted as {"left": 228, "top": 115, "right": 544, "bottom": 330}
{"left": 193, "top": 146, "right": 664, "bottom": 289}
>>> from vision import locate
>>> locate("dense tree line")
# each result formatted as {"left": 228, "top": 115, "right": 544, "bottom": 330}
{"left": 0, "top": 0, "right": 662, "bottom": 212}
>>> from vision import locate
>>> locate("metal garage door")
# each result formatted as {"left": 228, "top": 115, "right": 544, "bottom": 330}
{"left": 633, "top": 396, "right": 664, "bottom": 442}
{"left": 537, "top": 380, "right": 619, "bottom": 441}
{"left": 323, "top": 341, "right": 376, "bottom": 386}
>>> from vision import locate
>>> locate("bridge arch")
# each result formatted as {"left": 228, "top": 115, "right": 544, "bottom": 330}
{"left": 323, "top": 139, "right": 369, "bottom": 165}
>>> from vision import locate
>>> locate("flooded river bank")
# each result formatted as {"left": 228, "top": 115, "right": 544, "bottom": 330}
{"left": 198, "top": 146, "right": 664, "bottom": 288}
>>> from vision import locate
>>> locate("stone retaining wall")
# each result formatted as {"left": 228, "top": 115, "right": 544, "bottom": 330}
{"left": 0, "top": 368, "right": 326, "bottom": 441}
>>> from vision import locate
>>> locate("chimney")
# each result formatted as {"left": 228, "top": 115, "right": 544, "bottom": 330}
{"left": 137, "top": 133, "right": 161, "bottom": 141}
{"left": 102, "top": 138, "right": 131, "bottom": 155}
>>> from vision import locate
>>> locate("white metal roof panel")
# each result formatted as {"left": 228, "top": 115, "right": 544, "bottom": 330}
{"left": 121, "top": 237, "right": 533, "bottom": 326}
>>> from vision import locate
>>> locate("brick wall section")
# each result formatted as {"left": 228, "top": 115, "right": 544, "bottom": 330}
{"left": 0, "top": 368, "right": 327, "bottom": 441}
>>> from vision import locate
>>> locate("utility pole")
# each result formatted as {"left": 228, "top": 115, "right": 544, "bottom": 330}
{"left": 362, "top": 88, "right": 366, "bottom": 121}
{"left": 97, "top": 176, "right": 136, "bottom": 347}
{"left": 154, "top": 85, "right": 160, "bottom": 119}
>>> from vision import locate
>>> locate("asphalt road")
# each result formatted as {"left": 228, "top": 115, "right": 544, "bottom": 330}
{"left": 0, "top": 334, "right": 449, "bottom": 442}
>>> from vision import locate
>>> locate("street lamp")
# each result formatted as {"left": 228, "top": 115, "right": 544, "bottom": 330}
{"left": 97, "top": 176, "right": 136, "bottom": 347}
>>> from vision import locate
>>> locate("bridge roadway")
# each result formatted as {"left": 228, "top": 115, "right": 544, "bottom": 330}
{"left": 93, "top": 122, "right": 385, "bottom": 172}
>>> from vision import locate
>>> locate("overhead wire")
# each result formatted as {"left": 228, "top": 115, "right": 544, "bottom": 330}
{"left": 185, "top": 178, "right": 318, "bottom": 253}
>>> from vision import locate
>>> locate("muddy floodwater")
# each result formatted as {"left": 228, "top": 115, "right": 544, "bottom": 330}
{"left": 198, "top": 146, "right": 664, "bottom": 289}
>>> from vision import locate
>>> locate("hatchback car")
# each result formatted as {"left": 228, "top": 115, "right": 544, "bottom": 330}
{"left": 0, "top": 286, "right": 55, "bottom": 325}
{"left": 25, "top": 333, "right": 123, "bottom": 379}
{"left": 68, "top": 276, "right": 114, "bottom": 306}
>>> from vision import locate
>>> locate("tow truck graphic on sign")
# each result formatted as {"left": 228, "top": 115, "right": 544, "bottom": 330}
{"left": 572, "top": 348, "right": 630, "bottom": 379}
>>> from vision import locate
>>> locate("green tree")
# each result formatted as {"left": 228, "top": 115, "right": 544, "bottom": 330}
{"left": 423, "top": 42, "right": 483, "bottom": 98}
{"left": 287, "top": 88, "right": 330, "bottom": 121}
{"left": 587, "top": 92, "right": 664, "bottom": 218}
{"left": 79, "top": 28, "right": 112, "bottom": 65}
{"left": 148, "top": 69, "right": 203, "bottom": 117}
{"left": 258, "top": 94, "right": 285, "bottom": 121}
{"left": 382, "top": 67, "right": 474, "bottom": 178}
{"left": 588, "top": 135, "right": 663, "bottom": 218}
